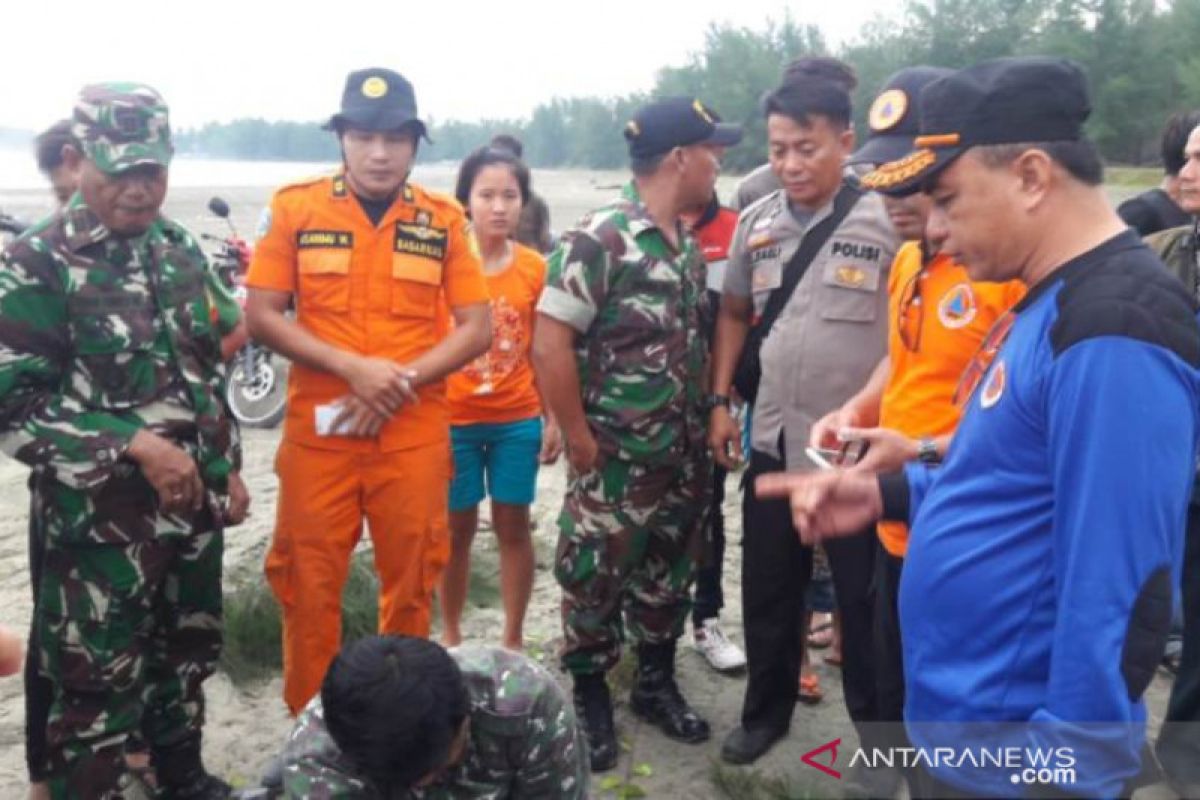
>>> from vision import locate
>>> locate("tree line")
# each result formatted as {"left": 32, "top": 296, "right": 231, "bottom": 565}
{"left": 175, "top": 0, "right": 1200, "bottom": 172}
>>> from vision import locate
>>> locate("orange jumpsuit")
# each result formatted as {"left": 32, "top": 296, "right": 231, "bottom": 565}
{"left": 247, "top": 173, "right": 488, "bottom": 713}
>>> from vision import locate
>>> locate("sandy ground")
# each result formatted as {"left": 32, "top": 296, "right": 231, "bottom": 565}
{"left": 0, "top": 171, "right": 1181, "bottom": 799}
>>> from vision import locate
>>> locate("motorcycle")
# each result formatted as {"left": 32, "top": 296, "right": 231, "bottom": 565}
{"left": 204, "top": 197, "right": 288, "bottom": 429}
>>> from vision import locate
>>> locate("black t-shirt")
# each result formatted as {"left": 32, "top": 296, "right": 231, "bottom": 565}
{"left": 354, "top": 191, "right": 397, "bottom": 227}
{"left": 1117, "top": 188, "right": 1189, "bottom": 237}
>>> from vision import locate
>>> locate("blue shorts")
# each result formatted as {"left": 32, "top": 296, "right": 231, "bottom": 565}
{"left": 449, "top": 416, "right": 543, "bottom": 511}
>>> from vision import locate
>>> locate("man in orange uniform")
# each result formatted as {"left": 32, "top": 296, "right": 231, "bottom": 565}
{"left": 809, "top": 67, "right": 1025, "bottom": 776}
{"left": 245, "top": 67, "right": 490, "bottom": 714}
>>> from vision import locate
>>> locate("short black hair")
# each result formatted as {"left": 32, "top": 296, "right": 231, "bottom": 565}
{"left": 489, "top": 133, "right": 524, "bottom": 159}
{"left": 975, "top": 140, "right": 1105, "bottom": 186}
{"left": 782, "top": 56, "right": 857, "bottom": 93}
{"left": 321, "top": 635, "right": 470, "bottom": 792}
{"left": 454, "top": 146, "right": 531, "bottom": 211}
{"left": 1160, "top": 110, "right": 1200, "bottom": 176}
{"left": 763, "top": 80, "right": 852, "bottom": 130}
{"left": 35, "top": 120, "right": 75, "bottom": 174}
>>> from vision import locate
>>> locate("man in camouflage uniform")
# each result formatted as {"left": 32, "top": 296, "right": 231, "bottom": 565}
{"left": 1143, "top": 121, "right": 1200, "bottom": 797}
{"left": 282, "top": 636, "right": 588, "bottom": 798}
{"left": 532, "top": 97, "right": 741, "bottom": 771}
{"left": 0, "top": 83, "right": 247, "bottom": 800}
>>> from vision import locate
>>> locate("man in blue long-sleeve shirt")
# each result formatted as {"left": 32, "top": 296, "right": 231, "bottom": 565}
{"left": 759, "top": 57, "right": 1200, "bottom": 798}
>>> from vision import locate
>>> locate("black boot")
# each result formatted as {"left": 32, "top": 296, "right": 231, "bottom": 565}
{"left": 630, "top": 640, "right": 710, "bottom": 743}
{"left": 153, "top": 736, "right": 232, "bottom": 799}
{"left": 573, "top": 673, "right": 618, "bottom": 772}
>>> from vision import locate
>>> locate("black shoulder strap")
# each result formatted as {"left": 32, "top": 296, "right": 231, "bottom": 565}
{"left": 756, "top": 182, "right": 864, "bottom": 337}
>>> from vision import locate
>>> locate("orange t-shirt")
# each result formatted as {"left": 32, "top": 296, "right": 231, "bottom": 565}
{"left": 447, "top": 243, "right": 546, "bottom": 426}
{"left": 877, "top": 241, "right": 1026, "bottom": 556}
{"left": 245, "top": 172, "right": 489, "bottom": 452}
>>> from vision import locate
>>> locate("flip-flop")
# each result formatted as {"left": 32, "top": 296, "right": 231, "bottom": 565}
{"left": 797, "top": 673, "right": 823, "bottom": 705}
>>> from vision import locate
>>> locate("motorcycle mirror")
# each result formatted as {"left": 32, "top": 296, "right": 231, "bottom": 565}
{"left": 208, "top": 197, "right": 231, "bottom": 218}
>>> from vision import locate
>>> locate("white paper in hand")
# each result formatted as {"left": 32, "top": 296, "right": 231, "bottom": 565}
{"left": 315, "top": 401, "right": 354, "bottom": 436}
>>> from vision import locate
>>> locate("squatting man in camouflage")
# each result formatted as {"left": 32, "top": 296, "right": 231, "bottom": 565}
{"left": 0, "top": 83, "right": 248, "bottom": 799}
{"left": 281, "top": 635, "right": 589, "bottom": 798}
{"left": 532, "top": 96, "right": 742, "bottom": 771}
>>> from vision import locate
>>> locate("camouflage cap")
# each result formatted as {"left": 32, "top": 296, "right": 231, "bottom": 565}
{"left": 72, "top": 82, "right": 173, "bottom": 174}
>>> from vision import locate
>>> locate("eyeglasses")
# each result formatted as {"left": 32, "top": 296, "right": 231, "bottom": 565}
{"left": 953, "top": 310, "right": 1017, "bottom": 407}
{"left": 897, "top": 267, "right": 925, "bottom": 352}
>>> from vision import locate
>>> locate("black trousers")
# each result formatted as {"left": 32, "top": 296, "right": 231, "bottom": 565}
{"left": 873, "top": 540, "right": 908, "bottom": 729}
{"left": 739, "top": 446, "right": 879, "bottom": 742}
{"left": 1157, "top": 501, "right": 1200, "bottom": 786}
{"left": 692, "top": 463, "right": 728, "bottom": 626}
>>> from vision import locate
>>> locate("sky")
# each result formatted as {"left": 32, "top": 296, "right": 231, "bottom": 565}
{"left": 0, "top": 0, "right": 885, "bottom": 132}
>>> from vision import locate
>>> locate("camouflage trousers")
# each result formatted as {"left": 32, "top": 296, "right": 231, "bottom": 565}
{"left": 30, "top": 470, "right": 223, "bottom": 799}
{"left": 555, "top": 454, "right": 710, "bottom": 676}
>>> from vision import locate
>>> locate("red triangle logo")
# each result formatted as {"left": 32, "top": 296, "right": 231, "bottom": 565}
{"left": 800, "top": 737, "right": 842, "bottom": 779}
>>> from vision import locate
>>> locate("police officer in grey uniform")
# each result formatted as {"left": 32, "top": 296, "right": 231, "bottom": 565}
{"left": 709, "top": 68, "right": 900, "bottom": 780}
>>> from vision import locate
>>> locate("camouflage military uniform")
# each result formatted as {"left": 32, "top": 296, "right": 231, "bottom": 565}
{"left": 536, "top": 181, "right": 711, "bottom": 676}
{"left": 282, "top": 645, "right": 589, "bottom": 798}
{"left": 0, "top": 84, "right": 240, "bottom": 799}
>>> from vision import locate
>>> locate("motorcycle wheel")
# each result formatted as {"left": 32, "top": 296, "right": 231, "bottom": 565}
{"left": 226, "top": 352, "right": 287, "bottom": 428}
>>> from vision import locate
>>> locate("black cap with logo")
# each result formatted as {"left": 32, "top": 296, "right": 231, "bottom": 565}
{"left": 847, "top": 66, "right": 954, "bottom": 167}
{"left": 624, "top": 97, "right": 743, "bottom": 159}
{"left": 325, "top": 67, "right": 429, "bottom": 139}
{"left": 861, "top": 56, "right": 1092, "bottom": 196}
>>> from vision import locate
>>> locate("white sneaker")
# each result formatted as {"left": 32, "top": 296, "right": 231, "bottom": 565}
{"left": 693, "top": 618, "right": 747, "bottom": 673}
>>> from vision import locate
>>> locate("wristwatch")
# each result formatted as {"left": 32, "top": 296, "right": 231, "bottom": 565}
{"left": 704, "top": 393, "right": 732, "bottom": 412}
{"left": 917, "top": 436, "right": 941, "bottom": 465}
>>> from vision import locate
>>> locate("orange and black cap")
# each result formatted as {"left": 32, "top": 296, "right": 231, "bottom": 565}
{"left": 862, "top": 56, "right": 1091, "bottom": 196}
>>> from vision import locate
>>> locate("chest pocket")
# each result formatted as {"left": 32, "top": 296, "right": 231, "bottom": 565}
{"left": 390, "top": 253, "right": 442, "bottom": 318}
{"left": 819, "top": 258, "right": 882, "bottom": 323}
{"left": 67, "top": 295, "right": 165, "bottom": 410}
{"left": 297, "top": 248, "right": 351, "bottom": 312}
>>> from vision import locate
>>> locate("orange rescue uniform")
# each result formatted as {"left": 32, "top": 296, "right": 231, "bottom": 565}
{"left": 246, "top": 172, "right": 488, "bottom": 713}
{"left": 877, "top": 241, "right": 1025, "bottom": 557}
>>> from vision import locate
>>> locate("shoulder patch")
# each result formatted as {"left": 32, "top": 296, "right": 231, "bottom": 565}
{"left": 736, "top": 189, "right": 783, "bottom": 227}
{"left": 1051, "top": 243, "right": 1200, "bottom": 367}
{"left": 274, "top": 170, "right": 340, "bottom": 197}
{"left": 407, "top": 183, "right": 466, "bottom": 217}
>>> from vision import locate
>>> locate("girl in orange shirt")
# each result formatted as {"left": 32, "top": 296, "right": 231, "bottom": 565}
{"left": 440, "top": 147, "right": 562, "bottom": 650}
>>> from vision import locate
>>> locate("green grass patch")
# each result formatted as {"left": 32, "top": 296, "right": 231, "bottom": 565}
{"left": 709, "top": 761, "right": 825, "bottom": 800}
{"left": 221, "top": 545, "right": 504, "bottom": 685}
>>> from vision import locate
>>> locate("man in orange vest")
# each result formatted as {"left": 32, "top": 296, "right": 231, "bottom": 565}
{"left": 245, "top": 67, "right": 490, "bottom": 715}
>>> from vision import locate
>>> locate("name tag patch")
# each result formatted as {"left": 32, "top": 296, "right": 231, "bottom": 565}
{"left": 830, "top": 240, "right": 882, "bottom": 262}
{"left": 297, "top": 230, "right": 353, "bottom": 248}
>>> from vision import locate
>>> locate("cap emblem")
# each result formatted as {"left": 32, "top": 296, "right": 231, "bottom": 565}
{"left": 361, "top": 76, "right": 388, "bottom": 99}
{"left": 692, "top": 99, "right": 715, "bottom": 124}
{"left": 869, "top": 89, "right": 908, "bottom": 132}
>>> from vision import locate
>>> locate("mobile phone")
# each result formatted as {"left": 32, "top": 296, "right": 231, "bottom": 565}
{"left": 805, "top": 446, "right": 838, "bottom": 471}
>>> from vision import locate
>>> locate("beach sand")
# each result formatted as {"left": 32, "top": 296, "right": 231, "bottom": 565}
{"left": 0, "top": 170, "right": 1179, "bottom": 798}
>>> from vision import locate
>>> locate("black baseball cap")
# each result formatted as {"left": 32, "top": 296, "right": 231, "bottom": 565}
{"left": 847, "top": 66, "right": 954, "bottom": 166}
{"left": 624, "top": 97, "right": 743, "bottom": 159}
{"left": 861, "top": 56, "right": 1092, "bottom": 196}
{"left": 325, "top": 68, "right": 429, "bottom": 139}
